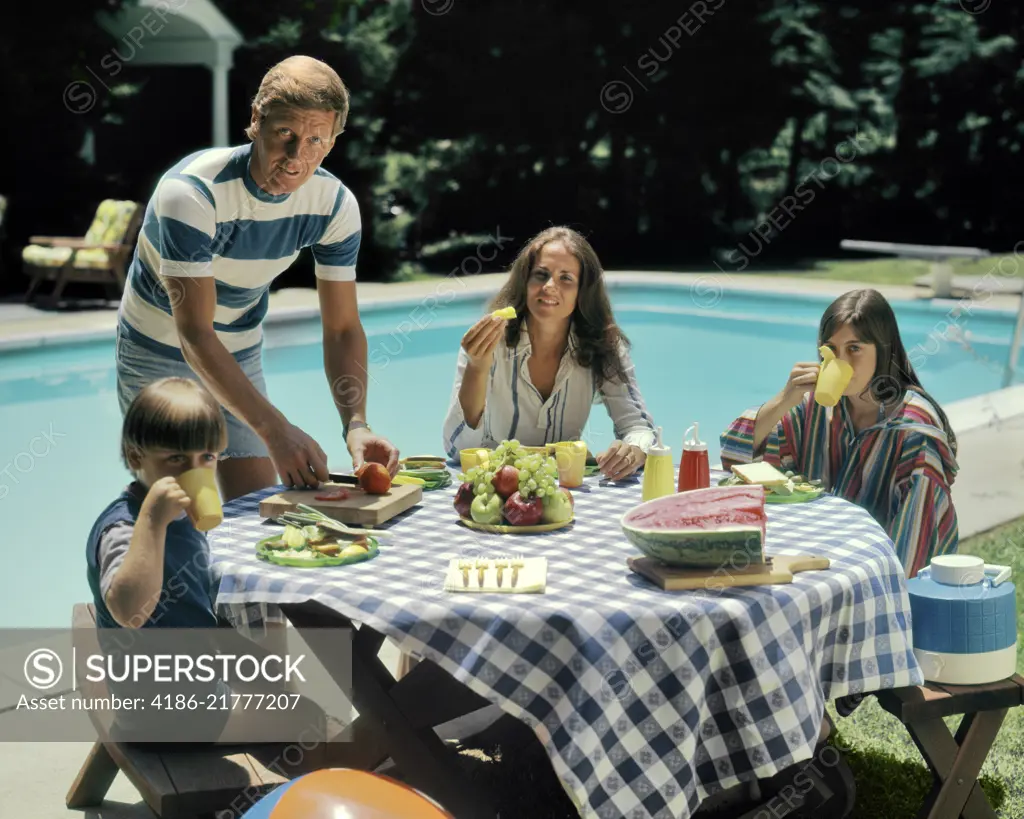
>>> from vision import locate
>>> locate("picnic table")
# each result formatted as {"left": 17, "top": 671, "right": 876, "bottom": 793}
{"left": 207, "top": 469, "right": 924, "bottom": 819}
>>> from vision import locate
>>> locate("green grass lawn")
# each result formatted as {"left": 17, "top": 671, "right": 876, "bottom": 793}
{"left": 449, "top": 514, "right": 1024, "bottom": 818}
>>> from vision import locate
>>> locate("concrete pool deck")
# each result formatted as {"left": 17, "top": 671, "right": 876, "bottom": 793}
{"left": 1, "top": 271, "right": 1023, "bottom": 818}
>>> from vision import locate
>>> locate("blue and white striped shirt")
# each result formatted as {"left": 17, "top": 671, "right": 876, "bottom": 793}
{"left": 442, "top": 323, "right": 657, "bottom": 458}
{"left": 117, "top": 142, "right": 360, "bottom": 359}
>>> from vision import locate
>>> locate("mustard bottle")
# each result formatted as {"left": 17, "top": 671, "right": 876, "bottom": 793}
{"left": 641, "top": 426, "right": 675, "bottom": 501}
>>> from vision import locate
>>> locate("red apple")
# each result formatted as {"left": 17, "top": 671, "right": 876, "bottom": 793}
{"left": 504, "top": 491, "right": 544, "bottom": 526}
{"left": 491, "top": 465, "right": 520, "bottom": 499}
{"left": 454, "top": 482, "right": 475, "bottom": 519}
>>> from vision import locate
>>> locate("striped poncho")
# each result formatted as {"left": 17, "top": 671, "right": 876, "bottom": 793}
{"left": 720, "top": 389, "right": 959, "bottom": 579}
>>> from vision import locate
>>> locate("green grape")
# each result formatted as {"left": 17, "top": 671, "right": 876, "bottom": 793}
{"left": 527, "top": 478, "right": 537, "bottom": 491}
{"left": 507, "top": 439, "right": 520, "bottom": 449}
{"left": 514, "top": 459, "right": 524, "bottom": 469}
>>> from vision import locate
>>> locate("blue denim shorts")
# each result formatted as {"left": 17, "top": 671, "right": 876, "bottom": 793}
{"left": 114, "top": 330, "right": 270, "bottom": 460}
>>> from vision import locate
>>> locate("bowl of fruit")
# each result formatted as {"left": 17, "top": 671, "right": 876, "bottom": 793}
{"left": 453, "top": 439, "right": 575, "bottom": 533}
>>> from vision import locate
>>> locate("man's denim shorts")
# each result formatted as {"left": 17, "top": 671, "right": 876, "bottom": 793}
{"left": 114, "top": 329, "right": 270, "bottom": 460}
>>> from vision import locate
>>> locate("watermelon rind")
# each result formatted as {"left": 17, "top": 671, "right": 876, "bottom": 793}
{"left": 620, "top": 486, "right": 767, "bottom": 568}
{"left": 621, "top": 523, "right": 765, "bottom": 568}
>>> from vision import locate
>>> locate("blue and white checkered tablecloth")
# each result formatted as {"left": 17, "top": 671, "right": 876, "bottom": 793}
{"left": 208, "top": 471, "right": 924, "bottom": 819}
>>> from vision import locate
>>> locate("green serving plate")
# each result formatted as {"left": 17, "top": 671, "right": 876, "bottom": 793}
{"left": 717, "top": 476, "right": 825, "bottom": 504}
{"left": 255, "top": 534, "right": 380, "bottom": 567}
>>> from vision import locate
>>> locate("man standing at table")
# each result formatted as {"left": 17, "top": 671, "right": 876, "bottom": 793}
{"left": 114, "top": 55, "right": 400, "bottom": 502}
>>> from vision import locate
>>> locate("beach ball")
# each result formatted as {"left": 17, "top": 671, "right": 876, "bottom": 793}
{"left": 241, "top": 768, "right": 455, "bottom": 818}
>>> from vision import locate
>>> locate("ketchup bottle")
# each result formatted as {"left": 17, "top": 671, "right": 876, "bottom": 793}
{"left": 678, "top": 422, "right": 710, "bottom": 492}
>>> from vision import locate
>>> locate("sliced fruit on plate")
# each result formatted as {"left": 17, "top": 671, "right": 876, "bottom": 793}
{"left": 339, "top": 543, "right": 369, "bottom": 559}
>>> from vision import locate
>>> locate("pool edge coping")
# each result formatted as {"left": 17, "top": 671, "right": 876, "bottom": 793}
{"left": 1, "top": 272, "right": 1020, "bottom": 353}
{"left": 1, "top": 273, "right": 1020, "bottom": 432}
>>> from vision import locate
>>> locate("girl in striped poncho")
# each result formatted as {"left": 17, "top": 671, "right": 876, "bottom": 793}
{"left": 720, "top": 288, "right": 959, "bottom": 580}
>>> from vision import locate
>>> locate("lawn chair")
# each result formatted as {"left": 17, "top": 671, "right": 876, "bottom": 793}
{"left": 22, "top": 199, "right": 142, "bottom": 305}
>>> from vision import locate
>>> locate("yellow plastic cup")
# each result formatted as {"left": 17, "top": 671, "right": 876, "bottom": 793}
{"left": 177, "top": 467, "right": 224, "bottom": 531}
{"left": 553, "top": 441, "right": 587, "bottom": 488}
{"left": 459, "top": 448, "right": 491, "bottom": 473}
{"left": 814, "top": 345, "right": 854, "bottom": 407}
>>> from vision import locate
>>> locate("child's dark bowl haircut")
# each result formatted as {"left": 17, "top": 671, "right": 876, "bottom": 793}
{"left": 121, "top": 377, "right": 228, "bottom": 468}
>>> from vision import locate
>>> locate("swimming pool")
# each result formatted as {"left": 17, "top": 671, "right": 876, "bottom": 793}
{"left": 1, "top": 282, "right": 1020, "bottom": 627}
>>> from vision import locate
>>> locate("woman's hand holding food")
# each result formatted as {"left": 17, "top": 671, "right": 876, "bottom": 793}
{"left": 461, "top": 313, "right": 508, "bottom": 370}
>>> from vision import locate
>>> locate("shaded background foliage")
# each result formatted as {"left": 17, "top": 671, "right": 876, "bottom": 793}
{"left": 1, "top": 0, "right": 1021, "bottom": 294}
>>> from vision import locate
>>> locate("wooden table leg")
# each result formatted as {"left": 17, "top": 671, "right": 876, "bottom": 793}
{"left": 903, "top": 709, "right": 1006, "bottom": 819}
{"left": 66, "top": 740, "right": 120, "bottom": 808}
{"left": 281, "top": 602, "right": 499, "bottom": 819}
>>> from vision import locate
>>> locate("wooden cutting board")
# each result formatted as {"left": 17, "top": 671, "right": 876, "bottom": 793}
{"left": 627, "top": 554, "right": 830, "bottom": 591}
{"left": 258, "top": 482, "right": 423, "bottom": 526}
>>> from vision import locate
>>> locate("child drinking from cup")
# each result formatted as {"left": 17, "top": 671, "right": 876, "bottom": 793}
{"left": 85, "top": 377, "right": 328, "bottom": 754}
{"left": 87, "top": 376, "right": 228, "bottom": 630}
{"left": 719, "top": 289, "right": 960, "bottom": 581}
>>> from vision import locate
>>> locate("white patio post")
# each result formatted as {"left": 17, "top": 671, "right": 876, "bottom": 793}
{"left": 211, "top": 40, "right": 233, "bottom": 147}
{"left": 211, "top": 62, "right": 229, "bottom": 146}
{"left": 98, "top": 0, "right": 243, "bottom": 147}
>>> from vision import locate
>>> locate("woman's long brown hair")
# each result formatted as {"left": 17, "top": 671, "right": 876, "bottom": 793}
{"left": 488, "top": 226, "right": 632, "bottom": 385}
{"left": 819, "top": 289, "right": 957, "bottom": 455}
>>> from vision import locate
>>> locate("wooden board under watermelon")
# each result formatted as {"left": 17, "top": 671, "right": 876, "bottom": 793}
{"left": 628, "top": 554, "right": 830, "bottom": 591}
{"left": 258, "top": 482, "right": 423, "bottom": 526}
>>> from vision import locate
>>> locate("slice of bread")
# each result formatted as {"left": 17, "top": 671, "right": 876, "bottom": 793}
{"left": 731, "top": 461, "right": 790, "bottom": 487}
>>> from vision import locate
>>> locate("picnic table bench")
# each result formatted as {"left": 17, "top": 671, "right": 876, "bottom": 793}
{"left": 876, "top": 674, "right": 1024, "bottom": 819}
{"left": 64, "top": 603, "right": 339, "bottom": 819}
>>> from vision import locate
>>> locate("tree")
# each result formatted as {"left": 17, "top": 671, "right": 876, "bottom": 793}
{"left": 0, "top": 0, "right": 129, "bottom": 294}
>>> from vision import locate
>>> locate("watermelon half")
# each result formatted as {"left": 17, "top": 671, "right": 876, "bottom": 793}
{"left": 621, "top": 486, "right": 767, "bottom": 568}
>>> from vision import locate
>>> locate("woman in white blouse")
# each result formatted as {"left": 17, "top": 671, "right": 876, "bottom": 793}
{"left": 441, "top": 226, "right": 657, "bottom": 481}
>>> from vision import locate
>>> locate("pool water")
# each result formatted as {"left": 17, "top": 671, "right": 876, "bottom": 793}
{"left": 0, "top": 284, "right": 1020, "bottom": 627}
